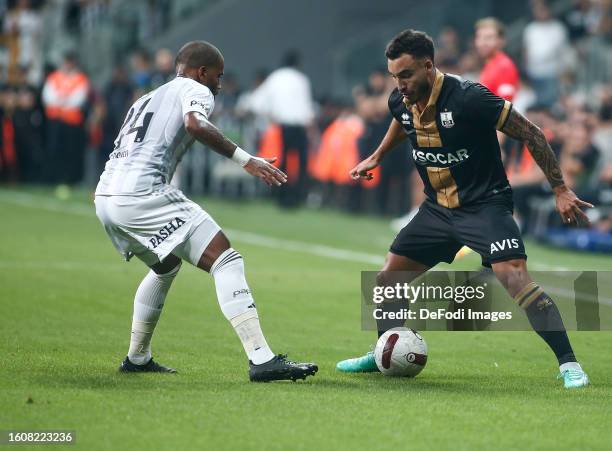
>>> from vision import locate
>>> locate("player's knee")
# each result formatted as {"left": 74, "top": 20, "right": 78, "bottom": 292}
{"left": 197, "top": 231, "right": 232, "bottom": 272}
{"left": 493, "top": 258, "right": 527, "bottom": 275}
{"left": 376, "top": 270, "right": 391, "bottom": 287}
{"left": 492, "top": 258, "right": 529, "bottom": 296}
{"left": 377, "top": 266, "right": 423, "bottom": 287}
{"left": 213, "top": 231, "right": 231, "bottom": 250}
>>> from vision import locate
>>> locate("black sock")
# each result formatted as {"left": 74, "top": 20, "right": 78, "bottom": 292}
{"left": 522, "top": 291, "right": 576, "bottom": 365}
{"left": 376, "top": 298, "right": 409, "bottom": 338}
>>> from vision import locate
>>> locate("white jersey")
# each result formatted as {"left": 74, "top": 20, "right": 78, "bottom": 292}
{"left": 95, "top": 77, "right": 215, "bottom": 196}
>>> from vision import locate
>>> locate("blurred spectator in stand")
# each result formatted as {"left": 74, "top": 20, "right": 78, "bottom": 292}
{"left": 99, "top": 65, "right": 133, "bottom": 175}
{"left": 42, "top": 52, "right": 90, "bottom": 184}
{"left": 311, "top": 100, "right": 363, "bottom": 211}
{"left": 475, "top": 17, "right": 519, "bottom": 101}
{"left": 523, "top": 0, "right": 571, "bottom": 107}
{"left": 249, "top": 49, "right": 315, "bottom": 208}
{"left": 216, "top": 72, "right": 240, "bottom": 113}
{"left": 475, "top": 16, "right": 520, "bottom": 151}
{"left": 314, "top": 96, "right": 342, "bottom": 134}
{"left": 559, "top": 120, "right": 600, "bottom": 194}
{"left": 435, "top": 25, "right": 462, "bottom": 73}
{"left": 563, "top": 0, "right": 602, "bottom": 42}
{"left": 595, "top": 91, "right": 612, "bottom": 231}
{"left": 212, "top": 71, "right": 242, "bottom": 166}
{"left": 213, "top": 73, "right": 241, "bottom": 142}
{"left": 355, "top": 68, "right": 411, "bottom": 216}
{"left": 85, "top": 87, "right": 105, "bottom": 184}
{"left": 513, "top": 78, "right": 537, "bottom": 113}
{"left": 139, "top": 0, "right": 170, "bottom": 42}
{"left": 150, "top": 47, "right": 174, "bottom": 89}
{"left": 593, "top": 87, "right": 612, "bottom": 164}
{"left": 65, "top": 0, "right": 82, "bottom": 34}
{"left": 457, "top": 44, "right": 480, "bottom": 82}
{"left": 0, "top": 86, "right": 18, "bottom": 182}
{"left": 130, "top": 48, "right": 152, "bottom": 97}
{"left": 235, "top": 68, "right": 269, "bottom": 153}
{"left": 13, "top": 85, "right": 44, "bottom": 182}
{"left": 79, "top": 0, "right": 110, "bottom": 32}
{"left": 3, "top": 0, "right": 43, "bottom": 86}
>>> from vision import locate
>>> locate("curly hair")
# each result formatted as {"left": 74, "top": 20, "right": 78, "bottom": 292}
{"left": 385, "top": 29, "right": 435, "bottom": 62}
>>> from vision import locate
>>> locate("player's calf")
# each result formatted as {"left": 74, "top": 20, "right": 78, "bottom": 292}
{"left": 492, "top": 260, "right": 589, "bottom": 387}
{"left": 207, "top": 245, "right": 317, "bottom": 380}
{"left": 127, "top": 260, "right": 181, "bottom": 366}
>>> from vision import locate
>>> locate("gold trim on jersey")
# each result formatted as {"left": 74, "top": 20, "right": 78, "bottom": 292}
{"left": 408, "top": 69, "right": 445, "bottom": 148}
{"left": 426, "top": 166, "right": 460, "bottom": 208}
{"left": 495, "top": 100, "right": 512, "bottom": 130}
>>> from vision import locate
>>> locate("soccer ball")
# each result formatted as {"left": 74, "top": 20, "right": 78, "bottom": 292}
{"left": 374, "top": 327, "right": 428, "bottom": 377}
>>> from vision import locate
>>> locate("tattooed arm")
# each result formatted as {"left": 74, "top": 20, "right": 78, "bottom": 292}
{"left": 500, "top": 108, "right": 593, "bottom": 225}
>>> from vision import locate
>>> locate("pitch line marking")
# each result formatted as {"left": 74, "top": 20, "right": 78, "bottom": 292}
{"left": 0, "top": 190, "right": 594, "bottom": 272}
{"left": 0, "top": 190, "right": 383, "bottom": 265}
{"left": 1, "top": 190, "right": 611, "bottom": 306}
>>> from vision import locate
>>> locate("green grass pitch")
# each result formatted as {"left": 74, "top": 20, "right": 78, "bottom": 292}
{"left": 1, "top": 187, "right": 611, "bottom": 450}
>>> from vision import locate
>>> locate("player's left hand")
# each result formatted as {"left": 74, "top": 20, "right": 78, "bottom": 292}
{"left": 350, "top": 155, "right": 380, "bottom": 180}
{"left": 554, "top": 185, "right": 594, "bottom": 226}
{"left": 244, "top": 156, "right": 288, "bottom": 187}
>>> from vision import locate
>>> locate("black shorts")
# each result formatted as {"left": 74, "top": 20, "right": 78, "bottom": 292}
{"left": 390, "top": 193, "right": 527, "bottom": 267}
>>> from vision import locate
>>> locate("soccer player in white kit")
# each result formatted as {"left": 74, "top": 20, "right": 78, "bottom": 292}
{"left": 94, "top": 41, "right": 317, "bottom": 382}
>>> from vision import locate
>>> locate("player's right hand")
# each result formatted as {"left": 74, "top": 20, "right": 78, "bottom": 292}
{"left": 554, "top": 185, "right": 594, "bottom": 226}
{"left": 244, "top": 157, "right": 288, "bottom": 187}
{"left": 349, "top": 156, "right": 379, "bottom": 180}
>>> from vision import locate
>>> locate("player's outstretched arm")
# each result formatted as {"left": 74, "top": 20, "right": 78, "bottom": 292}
{"left": 500, "top": 109, "right": 593, "bottom": 224}
{"left": 184, "top": 111, "right": 287, "bottom": 187}
{"left": 350, "top": 118, "right": 407, "bottom": 180}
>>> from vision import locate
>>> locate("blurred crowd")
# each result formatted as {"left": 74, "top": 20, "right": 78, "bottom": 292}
{"left": 0, "top": 0, "right": 176, "bottom": 185}
{"left": 0, "top": 0, "right": 610, "bottom": 247}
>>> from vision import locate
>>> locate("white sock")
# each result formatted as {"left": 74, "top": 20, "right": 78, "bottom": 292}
{"left": 211, "top": 248, "right": 275, "bottom": 365}
{"left": 128, "top": 263, "right": 180, "bottom": 365}
{"left": 559, "top": 362, "right": 582, "bottom": 373}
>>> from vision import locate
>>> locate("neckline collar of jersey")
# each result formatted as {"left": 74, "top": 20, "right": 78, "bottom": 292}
{"left": 404, "top": 69, "right": 444, "bottom": 117}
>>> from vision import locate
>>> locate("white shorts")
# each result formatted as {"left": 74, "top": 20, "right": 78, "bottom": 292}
{"left": 94, "top": 188, "right": 221, "bottom": 266}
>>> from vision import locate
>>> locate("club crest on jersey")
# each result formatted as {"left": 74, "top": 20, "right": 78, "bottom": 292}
{"left": 440, "top": 111, "right": 454, "bottom": 128}
{"left": 149, "top": 217, "right": 186, "bottom": 249}
{"left": 401, "top": 113, "right": 411, "bottom": 125}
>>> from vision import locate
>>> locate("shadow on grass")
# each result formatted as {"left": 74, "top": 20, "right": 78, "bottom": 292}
{"left": 25, "top": 361, "right": 611, "bottom": 400}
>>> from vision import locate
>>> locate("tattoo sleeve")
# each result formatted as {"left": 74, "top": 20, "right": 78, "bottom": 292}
{"left": 501, "top": 108, "right": 564, "bottom": 188}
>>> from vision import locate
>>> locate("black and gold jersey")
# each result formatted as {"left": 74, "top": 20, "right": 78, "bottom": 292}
{"left": 388, "top": 70, "right": 513, "bottom": 208}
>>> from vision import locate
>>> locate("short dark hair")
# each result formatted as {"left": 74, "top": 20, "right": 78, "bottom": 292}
{"left": 385, "top": 29, "right": 435, "bottom": 62}
{"left": 175, "top": 41, "right": 223, "bottom": 69}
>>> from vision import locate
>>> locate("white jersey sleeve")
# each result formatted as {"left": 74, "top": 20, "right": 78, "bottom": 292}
{"left": 95, "top": 77, "right": 216, "bottom": 196}
{"left": 180, "top": 80, "right": 215, "bottom": 118}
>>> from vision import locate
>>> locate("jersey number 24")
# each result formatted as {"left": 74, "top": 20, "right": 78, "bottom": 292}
{"left": 113, "top": 97, "right": 154, "bottom": 150}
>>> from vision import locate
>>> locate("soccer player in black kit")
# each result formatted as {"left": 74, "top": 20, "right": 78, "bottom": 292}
{"left": 336, "top": 30, "right": 592, "bottom": 388}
